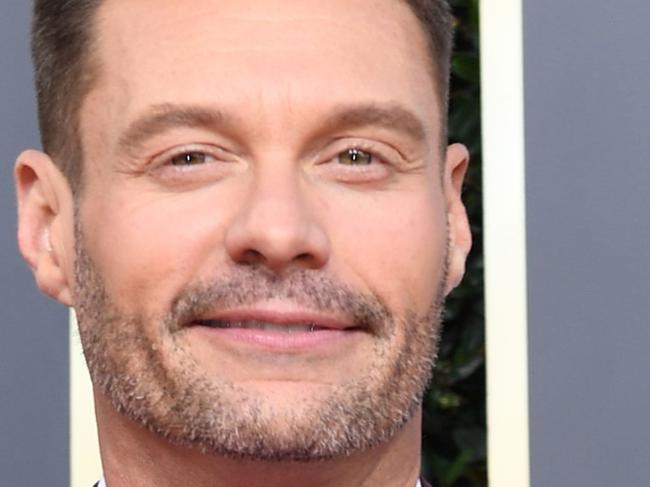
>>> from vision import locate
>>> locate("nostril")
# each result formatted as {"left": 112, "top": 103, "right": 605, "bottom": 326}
{"left": 294, "top": 252, "right": 325, "bottom": 270}
{"left": 241, "top": 249, "right": 265, "bottom": 265}
{"left": 224, "top": 212, "right": 330, "bottom": 272}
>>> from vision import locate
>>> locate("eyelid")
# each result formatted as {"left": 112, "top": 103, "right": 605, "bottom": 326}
{"left": 325, "top": 138, "right": 406, "bottom": 167}
{"left": 151, "top": 143, "right": 234, "bottom": 168}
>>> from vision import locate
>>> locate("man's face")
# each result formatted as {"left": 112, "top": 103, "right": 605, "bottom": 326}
{"left": 71, "top": 0, "right": 469, "bottom": 460}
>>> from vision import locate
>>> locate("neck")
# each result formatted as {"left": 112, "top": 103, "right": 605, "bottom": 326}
{"left": 94, "top": 393, "right": 422, "bottom": 487}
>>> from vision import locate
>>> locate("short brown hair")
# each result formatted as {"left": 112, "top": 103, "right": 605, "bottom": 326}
{"left": 32, "top": 0, "right": 453, "bottom": 192}
{"left": 32, "top": 0, "right": 102, "bottom": 193}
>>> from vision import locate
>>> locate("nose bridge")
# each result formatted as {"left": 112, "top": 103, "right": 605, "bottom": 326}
{"left": 249, "top": 160, "right": 306, "bottom": 230}
{"left": 224, "top": 155, "right": 330, "bottom": 272}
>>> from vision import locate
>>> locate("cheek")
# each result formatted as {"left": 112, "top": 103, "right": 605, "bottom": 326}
{"left": 80, "top": 188, "right": 231, "bottom": 313}
{"left": 327, "top": 186, "right": 448, "bottom": 314}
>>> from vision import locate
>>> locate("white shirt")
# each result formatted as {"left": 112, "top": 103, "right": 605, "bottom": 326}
{"left": 100, "top": 476, "right": 424, "bottom": 486}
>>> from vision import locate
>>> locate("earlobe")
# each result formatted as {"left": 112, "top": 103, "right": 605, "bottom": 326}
{"left": 443, "top": 143, "right": 472, "bottom": 296}
{"left": 15, "top": 150, "right": 75, "bottom": 306}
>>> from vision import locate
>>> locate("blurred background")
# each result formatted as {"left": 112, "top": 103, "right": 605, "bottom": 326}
{"left": 421, "top": 0, "right": 486, "bottom": 485}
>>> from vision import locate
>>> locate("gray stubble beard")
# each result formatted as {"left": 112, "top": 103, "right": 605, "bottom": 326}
{"left": 73, "top": 219, "right": 448, "bottom": 462}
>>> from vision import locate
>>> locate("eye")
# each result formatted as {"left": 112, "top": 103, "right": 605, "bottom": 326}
{"left": 337, "top": 148, "right": 373, "bottom": 166}
{"left": 170, "top": 151, "right": 210, "bottom": 166}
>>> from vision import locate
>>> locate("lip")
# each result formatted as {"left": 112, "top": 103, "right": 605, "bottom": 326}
{"left": 197, "top": 305, "right": 354, "bottom": 330}
{"left": 186, "top": 302, "right": 364, "bottom": 352}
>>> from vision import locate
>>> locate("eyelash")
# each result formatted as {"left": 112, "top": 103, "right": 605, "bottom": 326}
{"left": 149, "top": 140, "right": 401, "bottom": 185}
{"left": 154, "top": 144, "right": 228, "bottom": 171}
{"left": 320, "top": 140, "right": 402, "bottom": 181}
{"left": 334, "top": 137, "right": 404, "bottom": 164}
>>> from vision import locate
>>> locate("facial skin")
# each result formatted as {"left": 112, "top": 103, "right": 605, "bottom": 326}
{"left": 15, "top": 0, "right": 471, "bottom": 485}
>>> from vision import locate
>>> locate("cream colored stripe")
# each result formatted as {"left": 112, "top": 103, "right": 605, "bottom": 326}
{"left": 480, "top": 1, "right": 531, "bottom": 486}
{"left": 69, "top": 310, "right": 102, "bottom": 487}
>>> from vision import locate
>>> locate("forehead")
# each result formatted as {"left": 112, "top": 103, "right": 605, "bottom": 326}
{"left": 85, "top": 0, "right": 439, "bottom": 145}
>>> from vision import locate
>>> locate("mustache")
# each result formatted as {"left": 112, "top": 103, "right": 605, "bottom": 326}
{"left": 167, "top": 266, "right": 393, "bottom": 335}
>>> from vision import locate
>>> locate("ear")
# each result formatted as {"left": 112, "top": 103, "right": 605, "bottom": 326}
{"left": 443, "top": 143, "right": 472, "bottom": 295}
{"left": 15, "top": 150, "right": 75, "bottom": 306}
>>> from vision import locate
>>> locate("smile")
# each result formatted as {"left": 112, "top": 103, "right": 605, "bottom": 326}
{"left": 186, "top": 305, "right": 365, "bottom": 351}
{"left": 194, "top": 319, "right": 332, "bottom": 333}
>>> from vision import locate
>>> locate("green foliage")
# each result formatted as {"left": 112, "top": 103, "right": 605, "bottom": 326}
{"left": 421, "top": 0, "right": 486, "bottom": 485}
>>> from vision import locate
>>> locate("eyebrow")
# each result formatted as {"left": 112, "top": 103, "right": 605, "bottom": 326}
{"left": 116, "top": 102, "right": 429, "bottom": 154}
{"left": 117, "top": 104, "right": 228, "bottom": 153}
{"left": 321, "top": 103, "right": 428, "bottom": 144}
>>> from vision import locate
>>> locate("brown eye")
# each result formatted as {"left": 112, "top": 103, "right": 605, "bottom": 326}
{"left": 338, "top": 148, "right": 373, "bottom": 166}
{"left": 170, "top": 152, "right": 207, "bottom": 166}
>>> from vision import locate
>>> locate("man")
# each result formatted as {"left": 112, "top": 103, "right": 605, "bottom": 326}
{"left": 15, "top": 0, "right": 471, "bottom": 485}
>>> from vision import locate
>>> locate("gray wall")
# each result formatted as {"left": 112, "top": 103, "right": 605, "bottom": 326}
{"left": 0, "top": 2, "right": 69, "bottom": 485}
{"left": 525, "top": 0, "right": 650, "bottom": 485}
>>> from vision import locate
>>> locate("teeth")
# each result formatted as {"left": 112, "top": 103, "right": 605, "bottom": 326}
{"left": 199, "top": 320, "right": 324, "bottom": 333}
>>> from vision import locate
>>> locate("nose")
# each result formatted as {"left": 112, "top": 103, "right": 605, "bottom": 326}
{"left": 224, "top": 169, "right": 330, "bottom": 274}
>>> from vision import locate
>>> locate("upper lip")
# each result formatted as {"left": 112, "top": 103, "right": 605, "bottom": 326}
{"left": 191, "top": 304, "right": 356, "bottom": 331}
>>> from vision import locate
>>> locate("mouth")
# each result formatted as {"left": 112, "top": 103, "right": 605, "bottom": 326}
{"left": 194, "top": 319, "right": 339, "bottom": 333}
{"left": 185, "top": 305, "right": 365, "bottom": 351}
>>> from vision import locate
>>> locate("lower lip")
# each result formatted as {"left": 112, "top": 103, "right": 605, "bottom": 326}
{"left": 188, "top": 324, "right": 361, "bottom": 351}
